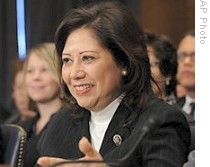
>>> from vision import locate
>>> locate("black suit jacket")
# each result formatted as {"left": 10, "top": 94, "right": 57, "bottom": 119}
{"left": 176, "top": 97, "right": 194, "bottom": 123}
{"left": 37, "top": 98, "right": 190, "bottom": 167}
{"left": 177, "top": 97, "right": 185, "bottom": 107}
{"left": 176, "top": 97, "right": 195, "bottom": 152}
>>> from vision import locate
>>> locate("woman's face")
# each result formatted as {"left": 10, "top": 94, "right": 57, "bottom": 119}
{"left": 25, "top": 53, "right": 60, "bottom": 103}
{"left": 62, "top": 28, "right": 123, "bottom": 111}
{"left": 147, "top": 46, "right": 168, "bottom": 96}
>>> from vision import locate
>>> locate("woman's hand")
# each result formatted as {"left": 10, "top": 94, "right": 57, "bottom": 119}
{"left": 37, "top": 137, "right": 107, "bottom": 167}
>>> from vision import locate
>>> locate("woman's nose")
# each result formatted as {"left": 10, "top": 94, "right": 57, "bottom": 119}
{"left": 32, "top": 70, "right": 42, "bottom": 79}
{"left": 69, "top": 63, "right": 85, "bottom": 80}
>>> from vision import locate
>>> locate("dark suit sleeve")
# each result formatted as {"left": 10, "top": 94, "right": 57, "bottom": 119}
{"left": 36, "top": 107, "right": 84, "bottom": 159}
{"left": 141, "top": 107, "right": 190, "bottom": 167}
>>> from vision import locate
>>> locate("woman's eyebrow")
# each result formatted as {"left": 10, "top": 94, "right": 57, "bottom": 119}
{"left": 80, "top": 50, "right": 99, "bottom": 54}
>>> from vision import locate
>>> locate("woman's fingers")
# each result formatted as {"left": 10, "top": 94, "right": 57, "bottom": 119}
{"left": 37, "top": 156, "right": 67, "bottom": 167}
{"left": 79, "top": 137, "right": 103, "bottom": 160}
{"left": 37, "top": 137, "right": 104, "bottom": 167}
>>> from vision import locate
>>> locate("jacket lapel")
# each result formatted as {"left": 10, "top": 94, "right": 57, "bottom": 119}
{"left": 78, "top": 109, "right": 91, "bottom": 141}
{"left": 99, "top": 103, "right": 133, "bottom": 156}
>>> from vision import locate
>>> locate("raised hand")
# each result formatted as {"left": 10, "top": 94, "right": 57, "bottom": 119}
{"left": 37, "top": 137, "right": 107, "bottom": 167}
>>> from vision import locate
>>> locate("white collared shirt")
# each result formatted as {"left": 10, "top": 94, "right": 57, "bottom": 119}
{"left": 182, "top": 95, "right": 195, "bottom": 115}
{"left": 89, "top": 95, "right": 123, "bottom": 151}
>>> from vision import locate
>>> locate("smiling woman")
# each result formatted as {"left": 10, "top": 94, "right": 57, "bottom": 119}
{"left": 62, "top": 28, "right": 123, "bottom": 111}
{"left": 16, "top": 42, "right": 68, "bottom": 167}
{"left": 35, "top": 1, "right": 190, "bottom": 167}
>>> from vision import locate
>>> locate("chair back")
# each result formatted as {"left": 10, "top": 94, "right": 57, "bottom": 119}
{"left": 0, "top": 124, "right": 26, "bottom": 167}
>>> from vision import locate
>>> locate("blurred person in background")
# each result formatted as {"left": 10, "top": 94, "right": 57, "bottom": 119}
{"left": 144, "top": 30, "right": 178, "bottom": 105}
{"left": 0, "top": 103, "right": 11, "bottom": 124}
{"left": 18, "top": 42, "right": 67, "bottom": 167}
{"left": 176, "top": 30, "right": 195, "bottom": 157}
{"left": 4, "top": 58, "right": 37, "bottom": 124}
{"left": 176, "top": 83, "right": 187, "bottom": 98}
{"left": 176, "top": 30, "right": 195, "bottom": 122}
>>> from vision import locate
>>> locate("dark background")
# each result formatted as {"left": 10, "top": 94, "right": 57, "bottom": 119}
{"left": 0, "top": 0, "right": 195, "bottom": 113}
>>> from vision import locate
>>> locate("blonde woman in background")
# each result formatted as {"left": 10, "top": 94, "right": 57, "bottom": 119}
{"left": 4, "top": 58, "right": 37, "bottom": 124}
{"left": 18, "top": 42, "right": 68, "bottom": 167}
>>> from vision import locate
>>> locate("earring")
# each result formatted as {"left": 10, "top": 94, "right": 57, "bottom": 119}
{"left": 166, "top": 79, "right": 170, "bottom": 85}
{"left": 122, "top": 69, "right": 127, "bottom": 76}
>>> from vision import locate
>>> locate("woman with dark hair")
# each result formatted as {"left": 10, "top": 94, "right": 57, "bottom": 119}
{"left": 36, "top": 1, "right": 190, "bottom": 167}
{"left": 144, "top": 30, "right": 178, "bottom": 105}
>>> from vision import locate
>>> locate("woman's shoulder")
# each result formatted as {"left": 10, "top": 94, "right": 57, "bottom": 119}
{"left": 51, "top": 105, "right": 71, "bottom": 118}
{"left": 47, "top": 106, "right": 89, "bottom": 131}
{"left": 141, "top": 98, "right": 189, "bottom": 127}
{"left": 48, "top": 106, "right": 72, "bottom": 126}
{"left": 149, "top": 97, "right": 183, "bottom": 113}
{"left": 50, "top": 105, "right": 88, "bottom": 122}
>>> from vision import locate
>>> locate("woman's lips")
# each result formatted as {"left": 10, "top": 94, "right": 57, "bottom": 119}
{"left": 74, "top": 84, "right": 93, "bottom": 96}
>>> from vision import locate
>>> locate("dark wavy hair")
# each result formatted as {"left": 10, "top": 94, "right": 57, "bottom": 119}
{"left": 54, "top": 1, "right": 154, "bottom": 114}
{"left": 144, "top": 30, "right": 178, "bottom": 96}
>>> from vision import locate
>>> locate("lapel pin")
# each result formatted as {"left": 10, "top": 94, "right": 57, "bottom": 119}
{"left": 113, "top": 134, "right": 122, "bottom": 146}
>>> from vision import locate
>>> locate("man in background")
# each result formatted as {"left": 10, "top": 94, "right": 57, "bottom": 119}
{"left": 176, "top": 30, "right": 195, "bottom": 155}
{"left": 176, "top": 30, "right": 195, "bottom": 123}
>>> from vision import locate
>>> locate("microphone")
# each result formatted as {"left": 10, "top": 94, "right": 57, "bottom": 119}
{"left": 122, "top": 117, "right": 155, "bottom": 161}
{"left": 106, "top": 115, "right": 158, "bottom": 166}
{"left": 40, "top": 115, "right": 159, "bottom": 167}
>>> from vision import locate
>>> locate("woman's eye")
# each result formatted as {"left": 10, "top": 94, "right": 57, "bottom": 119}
{"left": 62, "top": 57, "right": 72, "bottom": 64}
{"left": 27, "top": 69, "right": 33, "bottom": 73}
{"left": 83, "top": 56, "right": 94, "bottom": 62}
{"left": 41, "top": 68, "right": 48, "bottom": 72}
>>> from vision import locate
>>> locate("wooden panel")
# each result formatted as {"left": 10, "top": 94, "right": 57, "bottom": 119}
{"left": 139, "top": 0, "right": 195, "bottom": 45}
